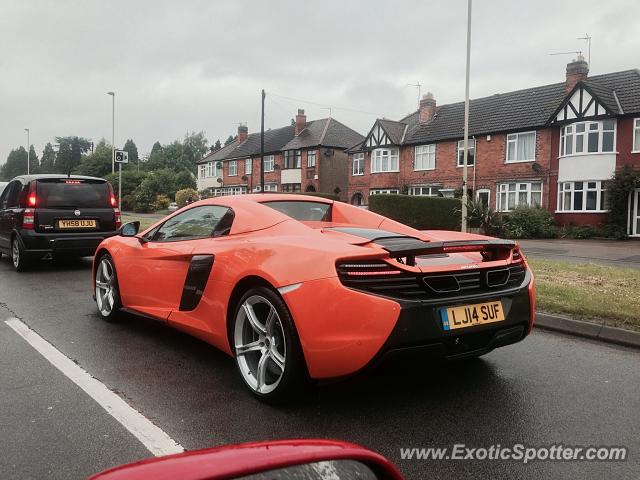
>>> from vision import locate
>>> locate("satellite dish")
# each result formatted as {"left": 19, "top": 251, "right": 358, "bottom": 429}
{"left": 532, "top": 162, "right": 542, "bottom": 173}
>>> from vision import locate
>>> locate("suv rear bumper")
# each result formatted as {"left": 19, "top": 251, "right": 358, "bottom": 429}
{"left": 19, "top": 230, "right": 117, "bottom": 257}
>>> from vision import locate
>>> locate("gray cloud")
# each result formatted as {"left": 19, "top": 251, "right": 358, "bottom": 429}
{"left": 1, "top": 0, "right": 638, "bottom": 164}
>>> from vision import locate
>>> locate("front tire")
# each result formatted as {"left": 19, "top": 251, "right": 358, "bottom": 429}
{"left": 12, "top": 237, "right": 30, "bottom": 272}
{"left": 95, "top": 254, "right": 122, "bottom": 322}
{"left": 233, "top": 287, "right": 307, "bottom": 403}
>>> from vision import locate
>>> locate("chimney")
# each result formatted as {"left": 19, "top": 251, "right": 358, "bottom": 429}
{"left": 565, "top": 54, "right": 589, "bottom": 93}
{"left": 237, "top": 125, "right": 248, "bottom": 144}
{"left": 418, "top": 92, "right": 436, "bottom": 123}
{"left": 295, "top": 109, "right": 307, "bottom": 135}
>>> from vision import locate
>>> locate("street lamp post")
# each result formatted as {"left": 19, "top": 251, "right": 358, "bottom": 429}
{"left": 24, "top": 128, "right": 30, "bottom": 175}
{"left": 461, "top": 0, "right": 472, "bottom": 232}
{"left": 107, "top": 91, "right": 115, "bottom": 174}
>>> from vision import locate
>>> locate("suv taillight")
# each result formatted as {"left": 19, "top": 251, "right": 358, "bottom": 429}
{"left": 23, "top": 209, "right": 35, "bottom": 229}
{"left": 114, "top": 208, "right": 121, "bottom": 229}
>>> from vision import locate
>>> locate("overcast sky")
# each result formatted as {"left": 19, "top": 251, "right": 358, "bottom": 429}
{"left": 1, "top": 0, "right": 639, "bottom": 164}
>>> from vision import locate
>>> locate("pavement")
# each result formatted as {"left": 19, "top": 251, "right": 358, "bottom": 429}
{"left": 518, "top": 238, "right": 640, "bottom": 269}
{"left": 1, "top": 257, "right": 639, "bottom": 479}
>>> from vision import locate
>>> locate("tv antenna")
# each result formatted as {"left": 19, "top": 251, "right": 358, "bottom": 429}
{"left": 320, "top": 106, "right": 332, "bottom": 117}
{"left": 407, "top": 82, "right": 421, "bottom": 104}
{"left": 577, "top": 33, "right": 592, "bottom": 65}
{"left": 549, "top": 50, "right": 582, "bottom": 58}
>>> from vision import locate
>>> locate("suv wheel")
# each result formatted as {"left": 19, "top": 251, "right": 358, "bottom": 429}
{"left": 12, "top": 237, "right": 29, "bottom": 272}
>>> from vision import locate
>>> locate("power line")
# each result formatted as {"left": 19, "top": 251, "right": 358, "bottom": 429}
{"left": 266, "top": 91, "right": 396, "bottom": 119}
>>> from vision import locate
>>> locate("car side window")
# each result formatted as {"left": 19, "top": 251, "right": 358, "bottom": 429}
{"left": 1, "top": 181, "right": 21, "bottom": 209}
{"left": 151, "top": 205, "right": 233, "bottom": 243}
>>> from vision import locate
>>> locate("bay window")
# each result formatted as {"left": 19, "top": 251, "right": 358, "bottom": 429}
{"left": 557, "top": 181, "right": 608, "bottom": 212}
{"left": 633, "top": 118, "right": 640, "bottom": 152}
{"left": 307, "top": 150, "right": 317, "bottom": 168}
{"left": 371, "top": 148, "right": 399, "bottom": 173}
{"left": 560, "top": 120, "right": 616, "bottom": 156}
{"left": 228, "top": 160, "right": 237, "bottom": 176}
{"left": 352, "top": 153, "right": 364, "bottom": 175}
{"left": 408, "top": 186, "right": 438, "bottom": 196}
{"left": 283, "top": 150, "right": 301, "bottom": 169}
{"left": 199, "top": 164, "right": 206, "bottom": 179}
{"left": 370, "top": 188, "right": 399, "bottom": 195}
{"left": 506, "top": 131, "right": 536, "bottom": 162}
{"left": 457, "top": 139, "right": 475, "bottom": 167}
{"left": 414, "top": 144, "right": 435, "bottom": 170}
{"left": 497, "top": 182, "right": 542, "bottom": 211}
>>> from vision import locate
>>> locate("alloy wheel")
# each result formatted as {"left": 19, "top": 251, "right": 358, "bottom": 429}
{"left": 95, "top": 258, "right": 116, "bottom": 316}
{"left": 12, "top": 240, "right": 20, "bottom": 269}
{"left": 234, "top": 295, "right": 287, "bottom": 395}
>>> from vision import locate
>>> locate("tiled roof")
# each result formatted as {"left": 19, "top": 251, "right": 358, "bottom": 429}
{"left": 377, "top": 119, "right": 407, "bottom": 145}
{"left": 281, "top": 118, "right": 364, "bottom": 150}
{"left": 404, "top": 69, "right": 640, "bottom": 145}
{"left": 226, "top": 124, "right": 296, "bottom": 159}
{"left": 196, "top": 140, "right": 239, "bottom": 164}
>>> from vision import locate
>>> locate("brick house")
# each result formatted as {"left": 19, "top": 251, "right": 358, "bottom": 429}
{"left": 197, "top": 110, "right": 363, "bottom": 201}
{"left": 347, "top": 58, "right": 640, "bottom": 236}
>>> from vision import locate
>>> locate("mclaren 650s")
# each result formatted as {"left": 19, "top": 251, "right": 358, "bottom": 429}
{"left": 92, "top": 194, "right": 535, "bottom": 402}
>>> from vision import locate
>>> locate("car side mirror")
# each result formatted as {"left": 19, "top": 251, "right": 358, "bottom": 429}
{"left": 119, "top": 221, "right": 140, "bottom": 237}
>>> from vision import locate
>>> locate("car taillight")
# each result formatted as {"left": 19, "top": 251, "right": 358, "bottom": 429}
{"left": 23, "top": 209, "right": 35, "bottom": 229}
{"left": 28, "top": 192, "right": 37, "bottom": 207}
{"left": 114, "top": 208, "right": 121, "bottom": 229}
{"left": 336, "top": 261, "right": 402, "bottom": 277}
{"left": 110, "top": 194, "right": 117, "bottom": 207}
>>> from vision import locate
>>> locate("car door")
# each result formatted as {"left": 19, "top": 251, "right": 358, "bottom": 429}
{"left": 0, "top": 181, "right": 23, "bottom": 251}
{"left": 116, "top": 205, "right": 233, "bottom": 320}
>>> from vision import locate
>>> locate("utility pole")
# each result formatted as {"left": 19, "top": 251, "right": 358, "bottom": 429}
{"left": 260, "top": 89, "right": 265, "bottom": 192}
{"left": 461, "top": 0, "right": 472, "bottom": 233}
{"left": 24, "top": 128, "right": 30, "bottom": 175}
{"left": 107, "top": 91, "right": 115, "bottom": 174}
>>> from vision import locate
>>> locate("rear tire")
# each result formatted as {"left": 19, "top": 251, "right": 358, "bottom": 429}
{"left": 11, "top": 237, "right": 30, "bottom": 272}
{"left": 232, "top": 286, "right": 307, "bottom": 404}
{"left": 95, "top": 254, "right": 122, "bottom": 322}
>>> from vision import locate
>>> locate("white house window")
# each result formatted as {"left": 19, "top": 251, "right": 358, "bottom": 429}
{"left": 370, "top": 188, "right": 399, "bottom": 195}
{"left": 307, "top": 150, "right": 317, "bottom": 167}
{"left": 228, "top": 160, "right": 237, "bottom": 176}
{"left": 199, "top": 164, "right": 206, "bottom": 179}
{"left": 408, "top": 186, "right": 438, "bottom": 196}
{"left": 557, "top": 181, "right": 608, "bottom": 212}
{"left": 262, "top": 155, "right": 274, "bottom": 172}
{"left": 497, "top": 182, "right": 542, "bottom": 211}
{"left": 633, "top": 118, "right": 640, "bottom": 152}
{"left": 245, "top": 159, "right": 252, "bottom": 175}
{"left": 352, "top": 153, "right": 364, "bottom": 175}
{"left": 560, "top": 120, "right": 616, "bottom": 156}
{"left": 457, "top": 139, "right": 476, "bottom": 167}
{"left": 506, "top": 131, "right": 536, "bottom": 162}
{"left": 206, "top": 161, "right": 218, "bottom": 178}
{"left": 415, "top": 144, "right": 436, "bottom": 170}
{"left": 264, "top": 183, "right": 277, "bottom": 192}
{"left": 371, "top": 148, "right": 399, "bottom": 173}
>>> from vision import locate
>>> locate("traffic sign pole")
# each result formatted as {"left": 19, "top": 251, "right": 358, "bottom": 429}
{"left": 118, "top": 163, "right": 122, "bottom": 212}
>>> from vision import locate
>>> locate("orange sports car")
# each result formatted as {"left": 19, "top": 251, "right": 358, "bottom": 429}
{"left": 92, "top": 194, "right": 535, "bottom": 402}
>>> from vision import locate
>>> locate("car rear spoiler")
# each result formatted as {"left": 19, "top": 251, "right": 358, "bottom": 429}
{"left": 373, "top": 237, "right": 517, "bottom": 263}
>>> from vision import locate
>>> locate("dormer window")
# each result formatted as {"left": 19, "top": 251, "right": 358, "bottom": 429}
{"left": 560, "top": 120, "right": 616, "bottom": 156}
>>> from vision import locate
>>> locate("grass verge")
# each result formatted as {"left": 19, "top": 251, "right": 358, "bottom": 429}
{"left": 528, "top": 258, "right": 640, "bottom": 332}
{"left": 121, "top": 213, "right": 164, "bottom": 231}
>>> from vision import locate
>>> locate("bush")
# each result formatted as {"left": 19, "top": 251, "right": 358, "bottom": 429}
{"left": 130, "top": 183, "right": 156, "bottom": 213}
{"left": 503, "top": 206, "right": 557, "bottom": 239}
{"left": 369, "top": 194, "right": 461, "bottom": 230}
{"left": 557, "top": 224, "right": 604, "bottom": 239}
{"left": 464, "top": 199, "right": 503, "bottom": 236}
{"left": 152, "top": 194, "right": 171, "bottom": 211}
{"left": 175, "top": 188, "right": 200, "bottom": 207}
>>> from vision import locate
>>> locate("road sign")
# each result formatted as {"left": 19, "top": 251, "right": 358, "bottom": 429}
{"left": 115, "top": 150, "right": 129, "bottom": 164}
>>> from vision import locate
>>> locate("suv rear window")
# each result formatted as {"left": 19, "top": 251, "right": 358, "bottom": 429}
{"left": 36, "top": 179, "right": 111, "bottom": 208}
{"left": 263, "top": 201, "right": 331, "bottom": 221}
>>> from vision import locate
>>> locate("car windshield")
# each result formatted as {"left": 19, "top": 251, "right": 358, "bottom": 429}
{"left": 36, "top": 179, "right": 111, "bottom": 208}
{"left": 263, "top": 201, "right": 331, "bottom": 222}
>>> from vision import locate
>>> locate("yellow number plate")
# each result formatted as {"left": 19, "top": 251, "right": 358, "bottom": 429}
{"left": 440, "top": 301, "right": 505, "bottom": 331}
{"left": 57, "top": 219, "right": 97, "bottom": 229}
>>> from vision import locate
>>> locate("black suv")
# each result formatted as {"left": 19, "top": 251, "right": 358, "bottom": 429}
{"left": 0, "top": 175, "right": 121, "bottom": 271}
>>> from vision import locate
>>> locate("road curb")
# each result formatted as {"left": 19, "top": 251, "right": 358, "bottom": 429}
{"left": 535, "top": 313, "right": 640, "bottom": 350}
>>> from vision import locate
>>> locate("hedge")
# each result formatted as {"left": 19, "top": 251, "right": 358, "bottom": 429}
{"left": 369, "top": 194, "right": 461, "bottom": 230}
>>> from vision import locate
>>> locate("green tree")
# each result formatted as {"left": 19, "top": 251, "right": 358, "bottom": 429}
{"left": 55, "top": 136, "right": 91, "bottom": 174}
{"left": 224, "top": 135, "right": 235, "bottom": 146}
{"left": 214, "top": 139, "right": 222, "bottom": 151}
{"left": 28, "top": 145, "right": 39, "bottom": 174}
{"left": 1, "top": 147, "right": 28, "bottom": 180}
{"left": 40, "top": 143, "right": 56, "bottom": 173}
{"left": 75, "top": 139, "right": 112, "bottom": 177}
{"left": 182, "top": 131, "right": 208, "bottom": 167}
{"left": 122, "top": 139, "right": 139, "bottom": 164}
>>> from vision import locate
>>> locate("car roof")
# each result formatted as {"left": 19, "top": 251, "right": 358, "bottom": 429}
{"left": 201, "top": 193, "right": 334, "bottom": 207}
{"left": 11, "top": 174, "right": 108, "bottom": 182}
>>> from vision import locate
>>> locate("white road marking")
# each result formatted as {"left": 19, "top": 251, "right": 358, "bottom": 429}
{"left": 5, "top": 317, "right": 184, "bottom": 457}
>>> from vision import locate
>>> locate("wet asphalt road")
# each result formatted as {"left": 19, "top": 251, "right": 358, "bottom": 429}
{"left": 0, "top": 256, "right": 638, "bottom": 480}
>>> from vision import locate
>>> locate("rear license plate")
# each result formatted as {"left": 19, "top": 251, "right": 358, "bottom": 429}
{"left": 57, "top": 219, "right": 97, "bottom": 229}
{"left": 440, "top": 301, "right": 505, "bottom": 331}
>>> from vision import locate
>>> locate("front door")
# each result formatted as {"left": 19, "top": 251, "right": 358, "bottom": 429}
{"left": 632, "top": 189, "right": 640, "bottom": 237}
